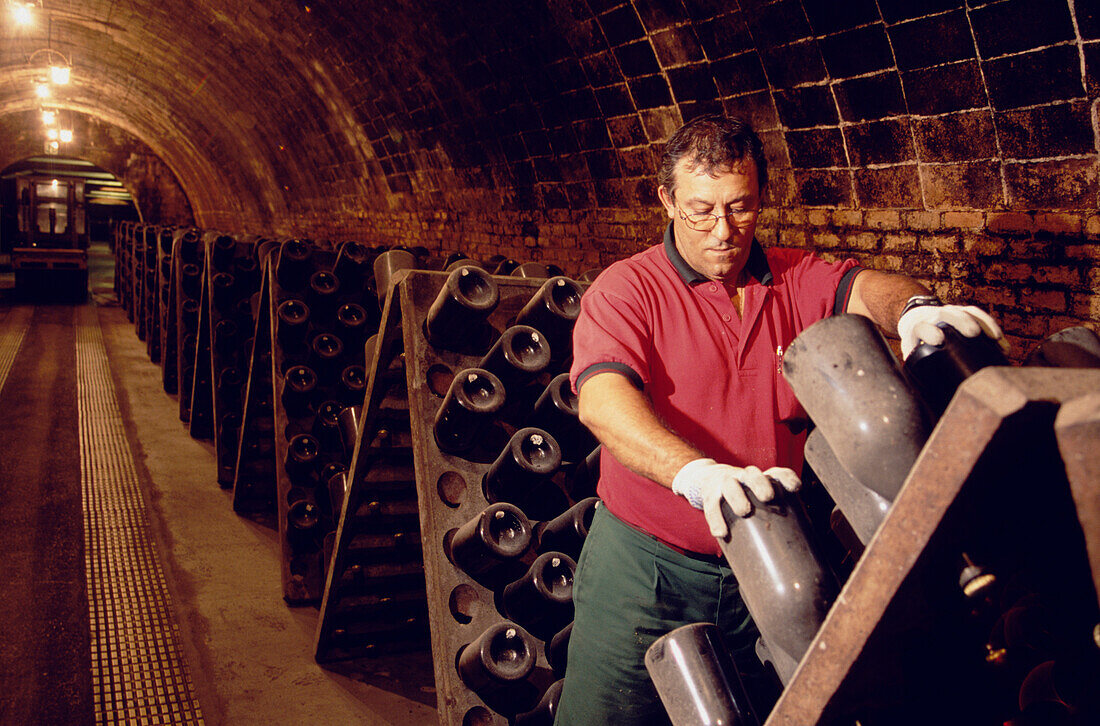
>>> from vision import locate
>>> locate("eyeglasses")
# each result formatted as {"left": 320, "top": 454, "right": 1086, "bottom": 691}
{"left": 676, "top": 204, "right": 759, "bottom": 231}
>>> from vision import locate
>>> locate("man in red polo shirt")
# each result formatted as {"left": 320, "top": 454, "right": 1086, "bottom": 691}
{"left": 555, "top": 115, "right": 1003, "bottom": 724}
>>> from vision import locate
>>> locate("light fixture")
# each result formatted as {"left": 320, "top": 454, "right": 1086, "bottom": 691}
{"left": 46, "top": 139, "right": 59, "bottom": 153}
{"left": 34, "top": 82, "right": 49, "bottom": 98}
{"left": 42, "top": 108, "right": 56, "bottom": 125}
{"left": 49, "top": 65, "right": 70, "bottom": 85}
{"left": 50, "top": 178, "right": 58, "bottom": 188}
{"left": 46, "top": 127, "right": 58, "bottom": 140}
{"left": 59, "top": 129, "right": 72, "bottom": 143}
{"left": 12, "top": 2, "right": 33, "bottom": 26}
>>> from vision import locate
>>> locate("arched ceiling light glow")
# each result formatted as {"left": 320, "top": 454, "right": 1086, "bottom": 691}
{"left": 12, "top": 3, "right": 33, "bottom": 25}
{"left": 48, "top": 65, "right": 70, "bottom": 85}
{"left": 35, "top": 83, "right": 50, "bottom": 99}
{"left": 59, "top": 129, "right": 73, "bottom": 143}
{"left": 46, "top": 128, "right": 58, "bottom": 140}
{"left": 42, "top": 109, "right": 56, "bottom": 125}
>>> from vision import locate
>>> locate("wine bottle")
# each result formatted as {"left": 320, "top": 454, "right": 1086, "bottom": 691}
{"left": 528, "top": 373, "right": 597, "bottom": 463}
{"left": 335, "top": 303, "right": 369, "bottom": 350}
{"left": 211, "top": 235, "right": 236, "bottom": 272}
{"left": 483, "top": 428, "right": 564, "bottom": 520}
{"left": 313, "top": 400, "right": 344, "bottom": 453}
{"left": 181, "top": 262, "right": 202, "bottom": 299}
{"left": 281, "top": 365, "right": 318, "bottom": 417}
{"left": 433, "top": 368, "right": 506, "bottom": 454}
{"left": 515, "top": 277, "right": 583, "bottom": 361}
{"left": 333, "top": 241, "right": 371, "bottom": 288}
{"left": 449, "top": 503, "right": 533, "bottom": 585}
{"left": 307, "top": 270, "right": 340, "bottom": 316}
{"left": 715, "top": 491, "right": 838, "bottom": 685}
{"left": 276, "top": 299, "right": 311, "bottom": 348}
{"left": 500, "top": 551, "right": 577, "bottom": 640}
{"left": 276, "top": 239, "right": 313, "bottom": 290}
{"left": 546, "top": 622, "right": 572, "bottom": 680}
{"left": 309, "top": 333, "right": 345, "bottom": 377}
{"left": 233, "top": 255, "right": 260, "bottom": 294}
{"left": 424, "top": 265, "right": 500, "bottom": 351}
{"left": 456, "top": 622, "right": 538, "bottom": 698}
{"left": 337, "top": 405, "right": 360, "bottom": 461}
{"left": 216, "top": 366, "right": 245, "bottom": 403}
{"left": 372, "top": 248, "right": 417, "bottom": 303}
{"left": 513, "top": 679, "right": 564, "bottom": 726}
{"left": 286, "top": 498, "right": 321, "bottom": 551}
{"left": 213, "top": 318, "right": 239, "bottom": 357}
{"left": 904, "top": 322, "right": 1008, "bottom": 417}
{"left": 209, "top": 271, "right": 235, "bottom": 314}
{"left": 338, "top": 365, "right": 366, "bottom": 406}
{"left": 535, "top": 497, "right": 599, "bottom": 560}
{"left": 645, "top": 622, "right": 760, "bottom": 726}
{"left": 478, "top": 325, "right": 551, "bottom": 391}
{"left": 285, "top": 433, "right": 321, "bottom": 484}
{"left": 181, "top": 298, "right": 200, "bottom": 331}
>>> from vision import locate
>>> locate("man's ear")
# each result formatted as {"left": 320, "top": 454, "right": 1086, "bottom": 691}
{"left": 657, "top": 185, "right": 676, "bottom": 219}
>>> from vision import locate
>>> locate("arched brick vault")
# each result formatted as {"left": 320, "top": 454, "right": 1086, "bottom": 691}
{"left": 0, "top": 111, "right": 193, "bottom": 225}
{"left": 1, "top": 0, "right": 1099, "bottom": 345}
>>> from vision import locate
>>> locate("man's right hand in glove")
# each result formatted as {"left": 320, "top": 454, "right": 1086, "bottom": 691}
{"left": 671, "top": 458, "right": 802, "bottom": 538}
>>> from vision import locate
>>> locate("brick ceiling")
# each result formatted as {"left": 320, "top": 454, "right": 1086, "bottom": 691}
{"left": 0, "top": 0, "right": 1096, "bottom": 238}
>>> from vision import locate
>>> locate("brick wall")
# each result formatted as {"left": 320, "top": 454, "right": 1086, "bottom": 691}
{"left": 6, "top": 0, "right": 1096, "bottom": 355}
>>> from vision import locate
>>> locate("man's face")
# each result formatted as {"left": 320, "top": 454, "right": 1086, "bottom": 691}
{"left": 658, "top": 156, "right": 762, "bottom": 283}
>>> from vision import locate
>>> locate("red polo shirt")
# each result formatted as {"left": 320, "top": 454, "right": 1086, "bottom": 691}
{"left": 571, "top": 224, "right": 860, "bottom": 556}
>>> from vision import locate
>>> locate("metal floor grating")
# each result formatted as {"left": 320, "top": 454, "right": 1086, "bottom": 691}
{"left": 76, "top": 306, "right": 206, "bottom": 725}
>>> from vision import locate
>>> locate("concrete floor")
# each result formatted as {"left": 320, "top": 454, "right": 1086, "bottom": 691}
{"left": 0, "top": 244, "right": 438, "bottom": 725}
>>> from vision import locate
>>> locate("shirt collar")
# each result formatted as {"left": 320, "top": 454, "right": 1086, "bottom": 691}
{"left": 662, "top": 222, "right": 774, "bottom": 287}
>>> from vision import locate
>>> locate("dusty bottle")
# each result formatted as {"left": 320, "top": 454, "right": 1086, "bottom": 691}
{"left": 424, "top": 265, "right": 500, "bottom": 351}
{"left": 372, "top": 248, "right": 417, "bottom": 303}
{"left": 216, "top": 366, "right": 245, "bottom": 403}
{"left": 546, "top": 622, "right": 572, "bottom": 680}
{"left": 483, "top": 427, "right": 564, "bottom": 520}
{"left": 313, "top": 400, "right": 344, "bottom": 452}
{"left": 337, "top": 405, "right": 360, "bottom": 461}
{"left": 276, "top": 299, "right": 311, "bottom": 349}
{"left": 333, "top": 241, "right": 371, "bottom": 288}
{"left": 233, "top": 255, "right": 260, "bottom": 294}
{"left": 179, "top": 229, "right": 201, "bottom": 265}
{"left": 456, "top": 622, "right": 538, "bottom": 699}
{"left": 335, "top": 303, "right": 369, "bottom": 350}
{"left": 309, "top": 333, "right": 345, "bottom": 377}
{"left": 181, "top": 262, "right": 203, "bottom": 299}
{"left": 286, "top": 498, "right": 321, "bottom": 551}
{"left": 213, "top": 318, "right": 239, "bottom": 357}
{"left": 338, "top": 365, "right": 366, "bottom": 406}
{"left": 281, "top": 365, "right": 318, "bottom": 417}
{"left": 904, "top": 322, "right": 1008, "bottom": 417}
{"left": 307, "top": 270, "right": 340, "bottom": 316}
{"left": 276, "top": 239, "right": 313, "bottom": 290}
{"left": 211, "top": 272, "right": 238, "bottom": 312}
{"left": 528, "top": 373, "right": 597, "bottom": 463}
{"left": 645, "top": 623, "right": 760, "bottom": 726}
{"left": 513, "top": 679, "right": 564, "bottom": 726}
{"left": 449, "top": 503, "right": 533, "bottom": 585}
{"left": 715, "top": 492, "right": 838, "bottom": 685}
{"left": 535, "top": 497, "right": 599, "bottom": 560}
{"left": 500, "top": 551, "right": 577, "bottom": 640}
{"left": 478, "top": 325, "right": 551, "bottom": 392}
{"left": 433, "top": 368, "right": 506, "bottom": 454}
{"left": 212, "top": 235, "right": 237, "bottom": 272}
{"left": 515, "top": 277, "right": 583, "bottom": 361}
{"left": 285, "top": 433, "right": 321, "bottom": 484}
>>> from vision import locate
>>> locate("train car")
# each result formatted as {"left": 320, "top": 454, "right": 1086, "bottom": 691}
{"left": 12, "top": 175, "right": 89, "bottom": 298}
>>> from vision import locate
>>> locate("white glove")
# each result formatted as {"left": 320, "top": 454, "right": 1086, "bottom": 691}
{"left": 897, "top": 301, "right": 1006, "bottom": 359}
{"left": 671, "top": 458, "right": 802, "bottom": 538}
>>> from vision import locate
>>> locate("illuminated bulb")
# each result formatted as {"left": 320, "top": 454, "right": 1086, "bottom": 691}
{"left": 46, "top": 128, "right": 58, "bottom": 140}
{"left": 35, "top": 83, "right": 50, "bottom": 99}
{"left": 50, "top": 179, "right": 58, "bottom": 188}
{"left": 59, "top": 129, "right": 73, "bottom": 143}
{"left": 13, "top": 3, "right": 32, "bottom": 26}
{"left": 49, "top": 65, "right": 70, "bottom": 85}
{"left": 47, "top": 140, "right": 59, "bottom": 153}
{"left": 42, "top": 110, "right": 56, "bottom": 125}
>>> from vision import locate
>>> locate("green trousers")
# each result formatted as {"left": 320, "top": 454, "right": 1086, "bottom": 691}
{"left": 555, "top": 505, "right": 768, "bottom": 725}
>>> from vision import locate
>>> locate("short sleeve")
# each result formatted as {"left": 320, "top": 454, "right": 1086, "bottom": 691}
{"left": 569, "top": 271, "right": 652, "bottom": 394}
{"left": 769, "top": 249, "right": 861, "bottom": 322}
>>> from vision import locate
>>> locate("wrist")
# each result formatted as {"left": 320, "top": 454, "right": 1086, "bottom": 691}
{"left": 899, "top": 294, "right": 941, "bottom": 320}
{"left": 671, "top": 457, "right": 714, "bottom": 510}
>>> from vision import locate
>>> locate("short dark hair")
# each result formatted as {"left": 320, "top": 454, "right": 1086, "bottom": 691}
{"left": 657, "top": 115, "right": 768, "bottom": 199}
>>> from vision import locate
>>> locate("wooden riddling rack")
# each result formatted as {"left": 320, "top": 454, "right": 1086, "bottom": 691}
{"left": 264, "top": 241, "right": 376, "bottom": 603}
{"left": 314, "top": 279, "right": 431, "bottom": 661}
{"left": 770, "top": 368, "right": 1100, "bottom": 725}
{"left": 174, "top": 228, "right": 205, "bottom": 426}
{"left": 353, "top": 270, "right": 595, "bottom": 723}
{"left": 157, "top": 228, "right": 180, "bottom": 396}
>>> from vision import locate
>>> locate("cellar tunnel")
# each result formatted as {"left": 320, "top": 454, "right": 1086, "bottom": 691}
{"left": 0, "top": 1, "right": 1098, "bottom": 725}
